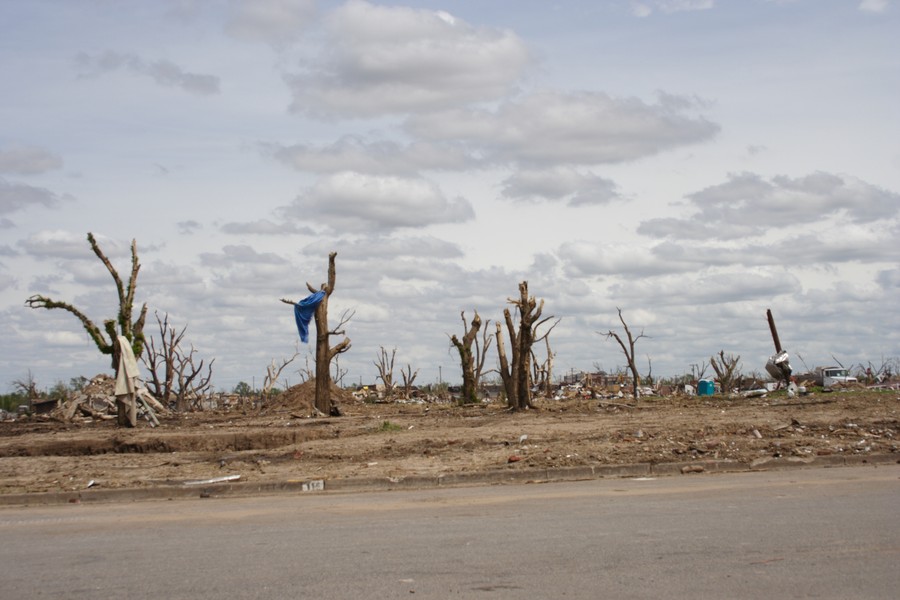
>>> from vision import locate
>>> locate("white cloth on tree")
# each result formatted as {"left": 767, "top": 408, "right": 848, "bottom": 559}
{"left": 115, "top": 335, "right": 140, "bottom": 396}
{"left": 114, "top": 336, "right": 140, "bottom": 427}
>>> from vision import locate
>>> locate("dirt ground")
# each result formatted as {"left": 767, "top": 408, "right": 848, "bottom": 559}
{"left": 1, "top": 384, "right": 897, "bottom": 496}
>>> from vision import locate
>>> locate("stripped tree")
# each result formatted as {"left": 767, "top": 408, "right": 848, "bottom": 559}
{"left": 400, "top": 364, "right": 419, "bottom": 399}
{"left": 26, "top": 232, "right": 147, "bottom": 375}
{"left": 373, "top": 346, "right": 397, "bottom": 399}
{"left": 12, "top": 370, "right": 40, "bottom": 410}
{"left": 497, "top": 282, "right": 555, "bottom": 410}
{"left": 280, "top": 252, "right": 350, "bottom": 415}
{"left": 261, "top": 345, "right": 301, "bottom": 403}
{"left": 602, "top": 308, "right": 648, "bottom": 398}
{"left": 450, "top": 311, "right": 491, "bottom": 404}
{"left": 474, "top": 316, "right": 494, "bottom": 397}
{"left": 142, "top": 311, "right": 215, "bottom": 410}
{"left": 691, "top": 360, "right": 710, "bottom": 383}
{"left": 532, "top": 333, "right": 558, "bottom": 398}
{"left": 332, "top": 353, "right": 349, "bottom": 387}
{"left": 710, "top": 350, "right": 742, "bottom": 394}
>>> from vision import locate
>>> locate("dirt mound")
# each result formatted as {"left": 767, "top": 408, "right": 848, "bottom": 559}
{"left": 263, "top": 379, "right": 358, "bottom": 414}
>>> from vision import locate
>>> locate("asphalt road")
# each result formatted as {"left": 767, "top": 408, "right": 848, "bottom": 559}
{"left": 1, "top": 465, "right": 898, "bottom": 599}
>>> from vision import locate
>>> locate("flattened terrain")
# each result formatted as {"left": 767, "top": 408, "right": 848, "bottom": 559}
{"left": 1, "top": 390, "right": 897, "bottom": 495}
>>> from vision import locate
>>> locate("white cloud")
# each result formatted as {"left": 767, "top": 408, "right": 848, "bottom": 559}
{"left": 631, "top": 0, "right": 715, "bottom": 16}
{"left": 220, "top": 219, "right": 313, "bottom": 235}
{"left": 279, "top": 172, "right": 475, "bottom": 233}
{"left": 637, "top": 172, "right": 900, "bottom": 240}
{"left": 858, "top": 0, "right": 889, "bottom": 14}
{"left": 75, "top": 51, "right": 220, "bottom": 96}
{"left": 657, "top": 0, "right": 715, "bottom": 13}
{"left": 608, "top": 270, "right": 802, "bottom": 306}
{"left": 405, "top": 90, "right": 719, "bottom": 166}
{"left": 286, "top": 0, "right": 530, "bottom": 117}
{"left": 557, "top": 241, "right": 692, "bottom": 279}
{"left": 177, "top": 220, "right": 203, "bottom": 235}
{"left": 38, "top": 330, "right": 88, "bottom": 347}
{"left": 16, "top": 230, "right": 98, "bottom": 260}
{"left": 501, "top": 168, "right": 624, "bottom": 206}
{"left": 631, "top": 3, "right": 653, "bottom": 18}
{"left": 225, "top": 0, "right": 316, "bottom": 44}
{"left": 0, "top": 180, "right": 62, "bottom": 216}
{"left": 775, "top": 225, "right": 900, "bottom": 265}
{"left": 0, "top": 144, "right": 63, "bottom": 175}
{"left": 266, "top": 136, "right": 476, "bottom": 175}
{"left": 199, "top": 244, "right": 289, "bottom": 268}
{"left": 300, "top": 235, "right": 464, "bottom": 261}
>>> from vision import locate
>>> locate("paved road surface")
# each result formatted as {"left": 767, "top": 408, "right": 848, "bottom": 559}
{"left": 1, "top": 465, "right": 898, "bottom": 599}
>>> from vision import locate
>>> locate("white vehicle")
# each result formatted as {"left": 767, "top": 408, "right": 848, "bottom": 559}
{"left": 815, "top": 366, "right": 858, "bottom": 387}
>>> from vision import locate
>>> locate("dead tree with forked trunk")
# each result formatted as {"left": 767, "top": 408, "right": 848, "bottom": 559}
{"left": 710, "top": 350, "right": 742, "bottom": 394}
{"left": 298, "top": 356, "right": 314, "bottom": 383}
{"left": 374, "top": 346, "right": 397, "bottom": 399}
{"left": 280, "top": 252, "right": 351, "bottom": 416}
{"left": 142, "top": 312, "right": 214, "bottom": 411}
{"left": 262, "top": 345, "right": 301, "bottom": 403}
{"left": 400, "top": 364, "right": 419, "bottom": 399}
{"left": 497, "top": 282, "right": 555, "bottom": 410}
{"left": 532, "top": 332, "right": 559, "bottom": 398}
{"left": 450, "top": 311, "right": 492, "bottom": 404}
{"left": 172, "top": 344, "right": 214, "bottom": 410}
{"left": 474, "top": 317, "right": 494, "bottom": 397}
{"left": 25, "top": 232, "right": 147, "bottom": 375}
{"left": 602, "top": 308, "right": 648, "bottom": 399}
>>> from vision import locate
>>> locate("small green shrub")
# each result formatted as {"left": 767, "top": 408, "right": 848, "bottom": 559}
{"left": 378, "top": 420, "right": 403, "bottom": 432}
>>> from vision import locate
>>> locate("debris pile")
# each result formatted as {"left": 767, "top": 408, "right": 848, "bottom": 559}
{"left": 49, "top": 374, "right": 168, "bottom": 424}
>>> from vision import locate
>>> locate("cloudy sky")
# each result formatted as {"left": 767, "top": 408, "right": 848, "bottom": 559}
{"left": 2, "top": 0, "right": 898, "bottom": 393}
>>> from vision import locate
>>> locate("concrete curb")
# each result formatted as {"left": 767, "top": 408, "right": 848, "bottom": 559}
{"left": 1, "top": 453, "right": 896, "bottom": 507}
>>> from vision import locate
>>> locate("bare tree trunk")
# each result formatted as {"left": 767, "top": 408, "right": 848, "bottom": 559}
{"left": 514, "top": 297, "right": 535, "bottom": 409}
{"left": 313, "top": 284, "right": 331, "bottom": 413}
{"left": 496, "top": 313, "right": 517, "bottom": 406}
{"left": 313, "top": 254, "right": 349, "bottom": 414}
{"left": 499, "top": 282, "right": 556, "bottom": 411}
{"left": 143, "top": 312, "right": 181, "bottom": 407}
{"left": 174, "top": 344, "right": 214, "bottom": 411}
{"left": 400, "top": 364, "right": 419, "bottom": 399}
{"left": 710, "top": 350, "right": 741, "bottom": 394}
{"left": 531, "top": 336, "right": 555, "bottom": 398}
{"left": 474, "top": 317, "right": 493, "bottom": 396}
{"left": 262, "top": 347, "right": 300, "bottom": 402}
{"left": 332, "top": 353, "right": 349, "bottom": 388}
{"left": 141, "top": 311, "right": 214, "bottom": 411}
{"left": 603, "top": 308, "right": 647, "bottom": 399}
{"left": 373, "top": 346, "right": 397, "bottom": 399}
{"left": 281, "top": 252, "right": 351, "bottom": 416}
{"left": 450, "top": 311, "right": 482, "bottom": 404}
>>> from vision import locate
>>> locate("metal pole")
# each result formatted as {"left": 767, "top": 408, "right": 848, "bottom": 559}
{"left": 766, "top": 309, "right": 783, "bottom": 353}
